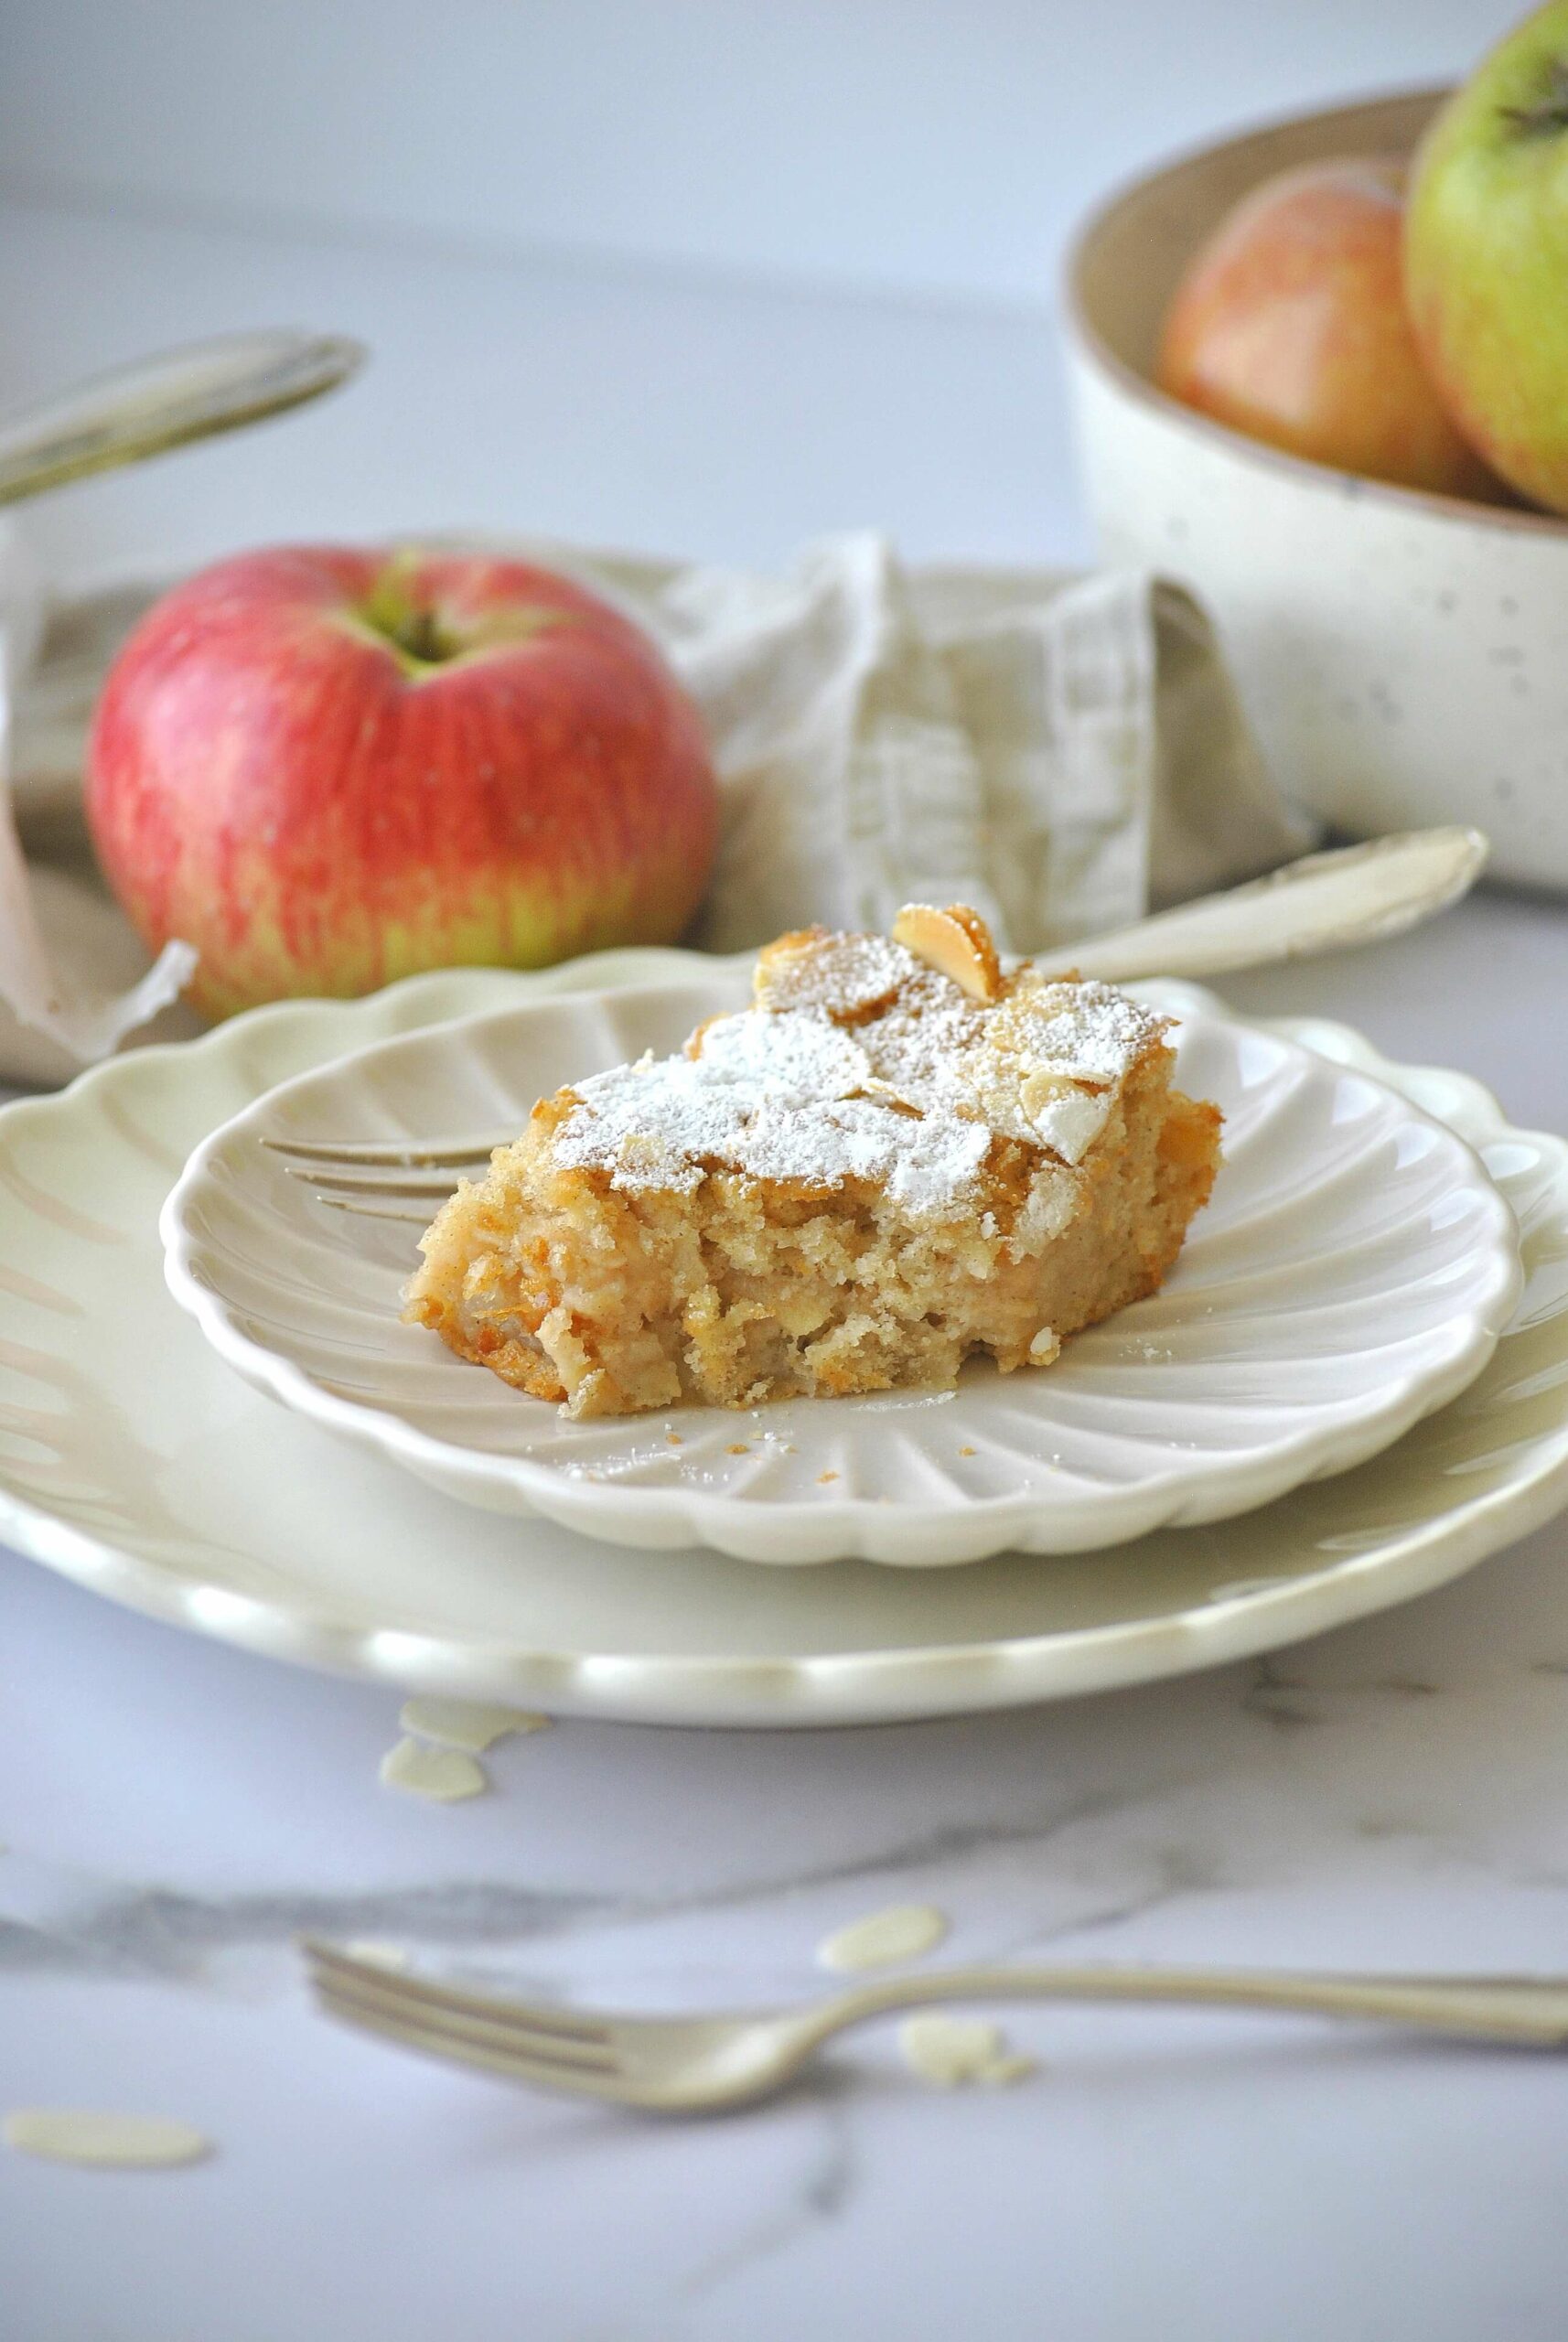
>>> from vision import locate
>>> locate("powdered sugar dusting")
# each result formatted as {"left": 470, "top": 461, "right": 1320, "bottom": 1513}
{"left": 1020, "top": 981, "right": 1163, "bottom": 1081}
{"left": 552, "top": 928, "right": 1166, "bottom": 1215}
{"left": 852, "top": 971, "right": 1162, "bottom": 1160}
{"left": 692, "top": 1007, "right": 871, "bottom": 1101}
{"left": 753, "top": 930, "right": 914, "bottom": 1022}
{"left": 556, "top": 1015, "right": 992, "bottom": 1215}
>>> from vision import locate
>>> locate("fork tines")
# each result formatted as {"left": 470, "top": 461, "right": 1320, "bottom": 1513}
{"left": 302, "top": 1939, "right": 622, "bottom": 2087}
{"left": 314, "top": 1197, "right": 435, "bottom": 1225}
{"left": 286, "top": 1169, "right": 462, "bottom": 1198}
{"left": 263, "top": 1134, "right": 507, "bottom": 1169}
{"left": 263, "top": 1132, "right": 514, "bottom": 1223}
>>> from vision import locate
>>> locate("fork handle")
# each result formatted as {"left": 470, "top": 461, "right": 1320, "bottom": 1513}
{"left": 815, "top": 1964, "right": 1568, "bottom": 2047}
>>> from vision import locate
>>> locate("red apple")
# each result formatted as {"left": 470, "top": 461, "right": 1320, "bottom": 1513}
{"left": 87, "top": 544, "right": 721, "bottom": 1016}
{"left": 1157, "top": 156, "right": 1495, "bottom": 499}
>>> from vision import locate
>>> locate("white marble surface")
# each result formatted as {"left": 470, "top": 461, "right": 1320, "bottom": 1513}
{"left": 5, "top": 193, "right": 1568, "bottom": 2341}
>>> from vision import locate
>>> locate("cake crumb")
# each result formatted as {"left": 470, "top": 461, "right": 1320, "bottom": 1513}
{"left": 666, "top": 1433, "right": 682, "bottom": 1445}
{"left": 959, "top": 1445, "right": 976, "bottom": 1457}
{"left": 818, "top": 1470, "right": 839, "bottom": 1484}
{"left": 727, "top": 1443, "right": 749, "bottom": 1455}
{"left": 403, "top": 908, "right": 1221, "bottom": 1423}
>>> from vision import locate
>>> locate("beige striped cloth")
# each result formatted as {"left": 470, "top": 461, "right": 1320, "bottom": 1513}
{"left": 0, "top": 526, "right": 1311, "bottom": 1083}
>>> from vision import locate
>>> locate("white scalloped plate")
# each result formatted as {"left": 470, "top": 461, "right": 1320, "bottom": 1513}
{"left": 160, "top": 974, "right": 1520, "bottom": 1566}
{"left": 0, "top": 954, "right": 1563, "bottom": 1724}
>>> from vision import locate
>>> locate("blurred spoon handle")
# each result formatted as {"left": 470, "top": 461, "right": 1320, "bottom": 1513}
{"left": 1064, "top": 826, "right": 1488, "bottom": 984}
{"left": 0, "top": 328, "right": 365, "bottom": 505}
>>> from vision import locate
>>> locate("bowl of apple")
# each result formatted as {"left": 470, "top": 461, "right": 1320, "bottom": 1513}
{"left": 1065, "top": 21, "right": 1568, "bottom": 891}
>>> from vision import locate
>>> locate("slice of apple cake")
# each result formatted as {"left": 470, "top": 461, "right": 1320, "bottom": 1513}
{"left": 403, "top": 905, "right": 1222, "bottom": 1418}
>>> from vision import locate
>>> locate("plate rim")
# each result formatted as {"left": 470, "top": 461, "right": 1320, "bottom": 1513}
{"left": 0, "top": 953, "right": 1563, "bottom": 1724}
{"left": 158, "top": 978, "right": 1524, "bottom": 1566}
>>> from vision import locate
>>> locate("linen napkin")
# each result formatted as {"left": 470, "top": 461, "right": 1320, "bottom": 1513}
{"left": 0, "top": 526, "right": 1312, "bottom": 1085}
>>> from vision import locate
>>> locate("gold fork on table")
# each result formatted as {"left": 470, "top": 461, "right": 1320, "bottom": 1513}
{"left": 303, "top": 1939, "right": 1568, "bottom": 2114}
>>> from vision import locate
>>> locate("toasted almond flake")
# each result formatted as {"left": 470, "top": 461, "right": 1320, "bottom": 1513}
{"left": 1028, "top": 1327, "right": 1061, "bottom": 1364}
{"left": 1020, "top": 1080, "right": 1113, "bottom": 1164}
{"left": 4, "top": 2110, "right": 211, "bottom": 2169}
{"left": 379, "top": 1737, "right": 488, "bottom": 1802}
{"left": 1019, "top": 1067, "right": 1075, "bottom": 1119}
{"left": 892, "top": 903, "right": 1002, "bottom": 1003}
{"left": 398, "top": 1697, "right": 550, "bottom": 1754}
{"left": 818, "top": 1903, "right": 949, "bottom": 1972}
{"left": 753, "top": 928, "right": 905, "bottom": 1022}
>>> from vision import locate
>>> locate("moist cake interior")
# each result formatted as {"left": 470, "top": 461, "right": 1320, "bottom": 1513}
{"left": 404, "top": 905, "right": 1222, "bottom": 1419}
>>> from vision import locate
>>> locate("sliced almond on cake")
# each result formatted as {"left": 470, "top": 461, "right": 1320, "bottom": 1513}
{"left": 893, "top": 904, "right": 1003, "bottom": 1004}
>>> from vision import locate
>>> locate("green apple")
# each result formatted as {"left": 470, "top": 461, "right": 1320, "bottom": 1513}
{"left": 1406, "top": 1, "right": 1568, "bottom": 513}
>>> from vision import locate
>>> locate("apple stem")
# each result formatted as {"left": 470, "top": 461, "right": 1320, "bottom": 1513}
{"left": 1499, "top": 59, "right": 1568, "bottom": 134}
{"left": 386, "top": 606, "right": 453, "bottom": 664}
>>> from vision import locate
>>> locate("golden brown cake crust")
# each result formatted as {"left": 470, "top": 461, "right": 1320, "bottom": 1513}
{"left": 404, "top": 907, "right": 1223, "bottom": 1419}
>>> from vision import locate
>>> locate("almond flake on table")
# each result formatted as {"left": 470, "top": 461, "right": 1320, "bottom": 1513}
{"left": 4, "top": 2109, "right": 212, "bottom": 2169}
{"left": 816, "top": 1902, "right": 949, "bottom": 1972}
{"left": 379, "top": 1737, "right": 488, "bottom": 1803}
{"left": 397, "top": 1696, "right": 552, "bottom": 1753}
{"left": 979, "top": 2054, "right": 1038, "bottom": 2085}
{"left": 897, "top": 2014, "right": 1036, "bottom": 2089}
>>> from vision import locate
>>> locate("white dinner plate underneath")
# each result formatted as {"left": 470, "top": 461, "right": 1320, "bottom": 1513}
{"left": 0, "top": 953, "right": 1563, "bottom": 1724}
{"left": 162, "top": 974, "right": 1520, "bottom": 1564}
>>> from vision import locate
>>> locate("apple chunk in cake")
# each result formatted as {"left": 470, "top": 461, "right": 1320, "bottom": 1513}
{"left": 403, "top": 905, "right": 1222, "bottom": 1418}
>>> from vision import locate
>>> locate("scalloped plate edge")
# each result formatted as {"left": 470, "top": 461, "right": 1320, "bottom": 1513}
{"left": 0, "top": 955, "right": 1563, "bottom": 1724}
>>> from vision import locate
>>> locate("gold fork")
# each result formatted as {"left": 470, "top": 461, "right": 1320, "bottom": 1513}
{"left": 264, "top": 828, "right": 1487, "bottom": 1225}
{"left": 302, "top": 1939, "right": 1568, "bottom": 2112}
{"left": 260, "top": 1137, "right": 503, "bottom": 1225}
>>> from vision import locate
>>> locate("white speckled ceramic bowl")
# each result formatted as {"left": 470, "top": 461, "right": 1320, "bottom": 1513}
{"left": 1065, "top": 89, "right": 1568, "bottom": 893}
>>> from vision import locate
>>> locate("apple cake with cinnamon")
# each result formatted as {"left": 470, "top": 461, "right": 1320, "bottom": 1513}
{"left": 403, "top": 905, "right": 1222, "bottom": 1418}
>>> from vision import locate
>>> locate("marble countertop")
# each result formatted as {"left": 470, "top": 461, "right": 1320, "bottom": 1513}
{"left": 5, "top": 193, "right": 1568, "bottom": 2342}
